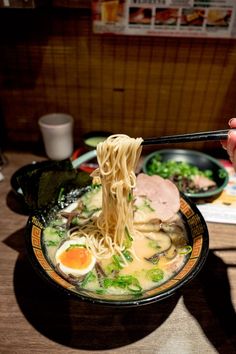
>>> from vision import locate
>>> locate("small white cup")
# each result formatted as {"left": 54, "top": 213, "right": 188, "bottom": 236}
{"left": 38, "top": 113, "right": 74, "bottom": 160}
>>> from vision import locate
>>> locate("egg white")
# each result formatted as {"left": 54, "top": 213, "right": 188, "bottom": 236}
{"left": 55, "top": 237, "right": 96, "bottom": 276}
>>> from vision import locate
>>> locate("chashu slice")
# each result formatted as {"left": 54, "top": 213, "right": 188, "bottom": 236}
{"left": 191, "top": 175, "right": 216, "bottom": 190}
{"left": 134, "top": 173, "right": 180, "bottom": 222}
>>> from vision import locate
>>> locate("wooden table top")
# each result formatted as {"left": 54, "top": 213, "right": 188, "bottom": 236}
{"left": 0, "top": 151, "right": 236, "bottom": 354}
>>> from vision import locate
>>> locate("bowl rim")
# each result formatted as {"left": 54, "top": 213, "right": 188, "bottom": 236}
{"left": 24, "top": 188, "right": 209, "bottom": 307}
{"left": 142, "top": 148, "right": 229, "bottom": 199}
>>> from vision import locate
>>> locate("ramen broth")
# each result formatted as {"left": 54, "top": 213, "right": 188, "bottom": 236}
{"left": 43, "top": 183, "right": 191, "bottom": 296}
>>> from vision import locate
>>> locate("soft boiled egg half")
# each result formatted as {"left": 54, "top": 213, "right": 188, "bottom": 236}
{"left": 55, "top": 237, "right": 96, "bottom": 277}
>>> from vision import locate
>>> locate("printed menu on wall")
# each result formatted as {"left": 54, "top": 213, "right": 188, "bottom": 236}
{"left": 92, "top": 0, "right": 236, "bottom": 38}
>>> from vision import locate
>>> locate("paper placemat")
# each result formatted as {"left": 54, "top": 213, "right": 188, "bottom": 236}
{"left": 197, "top": 160, "right": 236, "bottom": 224}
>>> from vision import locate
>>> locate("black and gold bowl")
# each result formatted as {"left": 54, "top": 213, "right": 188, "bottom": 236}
{"left": 25, "top": 179, "right": 209, "bottom": 307}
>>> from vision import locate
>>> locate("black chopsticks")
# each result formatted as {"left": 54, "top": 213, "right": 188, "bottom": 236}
{"left": 142, "top": 129, "right": 234, "bottom": 146}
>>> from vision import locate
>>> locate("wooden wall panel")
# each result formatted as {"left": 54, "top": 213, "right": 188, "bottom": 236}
{"left": 0, "top": 8, "right": 236, "bottom": 154}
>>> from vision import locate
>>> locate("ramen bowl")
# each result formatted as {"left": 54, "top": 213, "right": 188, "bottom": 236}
{"left": 142, "top": 149, "right": 228, "bottom": 199}
{"left": 25, "top": 182, "right": 209, "bottom": 307}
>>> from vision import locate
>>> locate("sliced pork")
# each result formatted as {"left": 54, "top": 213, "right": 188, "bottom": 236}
{"left": 191, "top": 175, "right": 216, "bottom": 191}
{"left": 134, "top": 173, "right": 180, "bottom": 222}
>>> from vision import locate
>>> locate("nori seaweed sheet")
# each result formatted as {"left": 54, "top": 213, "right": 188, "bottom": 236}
{"left": 16, "top": 159, "right": 92, "bottom": 210}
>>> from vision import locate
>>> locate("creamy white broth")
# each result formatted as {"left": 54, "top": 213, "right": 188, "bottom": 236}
{"left": 43, "top": 184, "right": 190, "bottom": 296}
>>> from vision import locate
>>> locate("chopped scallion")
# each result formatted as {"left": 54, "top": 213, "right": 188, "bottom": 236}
{"left": 178, "top": 245, "right": 192, "bottom": 255}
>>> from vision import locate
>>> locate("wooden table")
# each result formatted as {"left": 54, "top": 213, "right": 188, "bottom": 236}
{"left": 0, "top": 151, "right": 236, "bottom": 354}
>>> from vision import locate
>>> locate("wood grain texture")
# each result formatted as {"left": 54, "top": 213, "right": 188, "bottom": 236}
{"left": 0, "top": 9, "right": 236, "bottom": 153}
{"left": 0, "top": 151, "right": 235, "bottom": 353}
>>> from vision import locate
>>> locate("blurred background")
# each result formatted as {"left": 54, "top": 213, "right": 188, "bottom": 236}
{"left": 0, "top": 0, "right": 236, "bottom": 155}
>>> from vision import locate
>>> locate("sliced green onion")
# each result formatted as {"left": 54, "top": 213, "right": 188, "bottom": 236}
{"left": 144, "top": 199, "right": 155, "bottom": 212}
{"left": 146, "top": 268, "right": 164, "bottom": 282}
{"left": 45, "top": 240, "right": 59, "bottom": 247}
{"left": 219, "top": 169, "right": 227, "bottom": 179}
{"left": 58, "top": 187, "right": 65, "bottom": 202}
{"left": 178, "top": 245, "right": 192, "bottom": 255}
{"left": 95, "top": 289, "right": 106, "bottom": 295}
{"left": 128, "top": 192, "right": 133, "bottom": 202}
{"left": 106, "top": 254, "right": 124, "bottom": 273}
{"left": 122, "top": 250, "right": 133, "bottom": 262}
{"left": 80, "top": 271, "right": 96, "bottom": 287}
{"left": 148, "top": 240, "right": 161, "bottom": 250}
{"left": 112, "top": 255, "right": 124, "bottom": 270}
{"left": 102, "top": 275, "right": 142, "bottom": 294}
{"left": 124, "top": 226, "right": 133, "bottom": 248}
{"left": 146, "top": 154, "right": 217, "bottom": 194}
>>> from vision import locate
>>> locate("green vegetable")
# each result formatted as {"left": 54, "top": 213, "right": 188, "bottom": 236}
{"left": 122, "top": 250, "right": 133, "bottom": 262}
{"left": 45, "top": 240, "right": 59, "bottom": 247}
{"left": 58, "top": 187, "right": 65, "bottom": 203}
{"left": 146, "top": 154, "right": 215, "bottom": 194}
{"left": 147, "top": 154, "right": 212, "bottom": 179}
{"left": 136, "top": 198, "right": 155, "bottom": 212}
{"left": 144, "top": 199, "right": 155, "bottom": 212}
{"left": 124, "top": 226, "right": 133, "bottom": 248}
{"left": 80, "top": 271, "right": 96, "bottom": 287}
{"left": 113, "top": 255, "right": 124, "bottom": 270}
{"left": 107, "top": 250, "right": 133, "bottom": 274}
{"left": 146, "top": 268, "right": 164, "bottom": 282}
{"left": 145, "top": 254, "right": 160, "bottom": 265}
{"left": 107, "top": 254, "right": 124, "bottom": 273}
{"left": 44, "top": 226, "right": 65, "bottom": 247}
{"left": 148, "top": 240, "right": 161, "bottom": 250}
{"left": 178, "top": 245, "right": 192, "bottom": 255}
{"left": 80, "top": 185, "right": 102, "bottom": 215}
{"left": 91, "top": 183, "right": 101, "bottom": 190}
{"left": 103, "top": 275, "right": 142, "bottom": 294}
{"left": 95, "top": 289, "right": 106, "bottom": 295}
{"left": 219, "top": 168, "right": 227, "bottom": 179}
{"left": 128, "top": 192, "right": 133, "bottom": 202}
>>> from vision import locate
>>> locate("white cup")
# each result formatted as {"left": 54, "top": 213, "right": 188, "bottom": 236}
{"left": 38, "top": 113, "right": 74, "bottom": 160}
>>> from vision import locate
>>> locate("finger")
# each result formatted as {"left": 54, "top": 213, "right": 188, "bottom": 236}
{"left": 220, "top": 140, "right": 227, "bottom": 150}
{"left": 227, "top": 130, "right": 236, "bottom": 160}
{"left": 228, "top": 118, "right": 236, "bottom": 128}
{"left": 232, "top": 149, "right": 236, "bottom": 171}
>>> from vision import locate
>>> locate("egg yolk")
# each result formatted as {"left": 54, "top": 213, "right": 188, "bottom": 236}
{"left": 59, "top": 246, "right": 92, "bottom": 269}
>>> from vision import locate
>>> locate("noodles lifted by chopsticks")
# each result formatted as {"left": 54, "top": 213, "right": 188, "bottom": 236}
{"left": 70, "top": 134, "right": 143, "bottom": 260}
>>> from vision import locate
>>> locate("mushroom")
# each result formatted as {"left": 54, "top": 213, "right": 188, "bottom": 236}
{"left": 164, "top": 244, "right": 177, "bottom": 260}
{"left": 161, "top": 222, "right": 187, "bottom": 247}
{"left": 145, "top": 232, "right": 172, "bottom": 264}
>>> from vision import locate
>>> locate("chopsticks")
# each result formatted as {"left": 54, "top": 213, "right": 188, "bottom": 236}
{"left": 142, "top": 129, "right": 234, "bottom": 146}
{"left": 72, "top": 129, "right": 235, "bottom": 168}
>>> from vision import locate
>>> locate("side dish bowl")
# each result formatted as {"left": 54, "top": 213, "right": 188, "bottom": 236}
{"left": 25, "top": 182, "right": 209, "bottom": 307}
{"left": 142, "top": 149, "right": 229, "bottom": 199}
